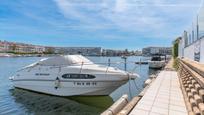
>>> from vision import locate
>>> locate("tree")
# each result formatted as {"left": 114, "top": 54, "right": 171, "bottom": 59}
{"left": 172, "top": 37, "right": 180, "bottom": 59}
{"left": 172, "top": 37, "right": 181, "bottom": 70}
{"left": 45, "top": 47, "right": 55, "bottom": 54}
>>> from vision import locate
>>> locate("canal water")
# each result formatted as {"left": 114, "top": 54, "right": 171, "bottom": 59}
{"left": 0, "top": 56, "right": 158, "bottom": 115}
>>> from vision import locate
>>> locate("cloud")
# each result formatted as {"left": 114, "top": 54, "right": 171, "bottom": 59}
{"left": 114, "top": 0, "right": 128, "bottom": 13}
{"left": 53, "top": 0, "right": 202, "bottom": 39}
{"left": 0, "top": 0, "right": 203, "bottom": 49}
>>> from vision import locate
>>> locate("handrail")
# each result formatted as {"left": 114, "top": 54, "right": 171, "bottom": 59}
{"left": 17, "top": 61, "right": 134, "bottom": 71}
{"left": 79, "top": 62, "right": 84, "bottom": 73}
{"left": 105, "top": 66, "right": 109, "bottom": 77}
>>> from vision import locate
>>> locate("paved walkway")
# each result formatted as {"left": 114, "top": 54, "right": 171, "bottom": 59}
{"left": 164, "top": 58, "right": 175, "bottom": 71}
{"left": 129, "top": 71, "right": 188, "bottom": 115}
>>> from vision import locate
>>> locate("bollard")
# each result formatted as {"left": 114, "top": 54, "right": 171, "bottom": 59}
{"left": 117, "top": 96, "right": 141, "bottom": 115}
{"left": 144, "top": 79, "right": 152, "bottom": 87}
{"left": 101, "top": 94, "right": 128, "bottom": 115}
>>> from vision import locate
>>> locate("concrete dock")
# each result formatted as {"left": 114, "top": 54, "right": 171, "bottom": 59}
{"left": 128, "top": 58, "right": 189, "bottom": 115}
{"left": 102, "top": 58, "right": 204, "bottom": 115}
{"left": 129, "top": 70, "right": 187, "bottom": 115}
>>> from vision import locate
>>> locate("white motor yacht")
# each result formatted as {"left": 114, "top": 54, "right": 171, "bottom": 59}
{"left": 149, "top": 56, "right": 165, "bottom": 69}
{"left": 10, "top": 55, "right": 138, "bottom": 96}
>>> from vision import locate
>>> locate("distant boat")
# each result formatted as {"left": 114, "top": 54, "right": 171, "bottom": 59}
{"left": 37, "top": 54, "right": 42, "bottom": 57}
{"left": 10, "top": 55, "right": 138, "bottom": 96}
{"left": 121, "top": 55, "right": 127, "bottom": 59}
{"left": 149, "top": 56, "right": 165, "bottom": 69}
{"left": 0, "top": 53, "right": 12, "bottom": 57}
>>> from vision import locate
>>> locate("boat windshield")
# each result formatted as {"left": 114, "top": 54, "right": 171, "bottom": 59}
{"left": 17, "top": 62, "right": 39, "bottom": 71}
{"left": 151, "top": 57, "right": 162, "bottom": 61}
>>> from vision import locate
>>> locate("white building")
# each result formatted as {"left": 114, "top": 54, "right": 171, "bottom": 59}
{"left": 142, "top": 47, "right": 172, "bottom": 56}
{"left": 0, "top": 40, "right": 46, "bottom": 53}
{"left": 34, "top": 46, "right": 45, "bottom": 53}
{"left": 0, "top": 42, "right": 4, "bottom": 52}
{"left": 54, "top": 47, "right": 102, "bottom": 56}
{"left": 178, "top": 2, "right": 204, "bottom": 63}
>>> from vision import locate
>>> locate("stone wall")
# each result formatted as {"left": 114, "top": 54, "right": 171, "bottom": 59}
{"left": 178, "top": 58, "right": 204, "bottom": 115}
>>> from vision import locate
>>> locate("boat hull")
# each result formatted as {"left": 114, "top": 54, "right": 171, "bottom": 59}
{"left": 13, "top": 80, "right": 128, "bottom": 96}
{"left": 149, "top": 61, "right": 165, "bottom": 69}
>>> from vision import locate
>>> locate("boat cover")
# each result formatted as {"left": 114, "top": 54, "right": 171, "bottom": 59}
{"left": 38, "top": 55, "right": 93, "bottom": 66}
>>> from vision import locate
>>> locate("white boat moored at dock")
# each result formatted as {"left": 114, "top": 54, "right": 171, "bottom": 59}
{"left": 10, "top": 55, "right": 138, "bottom": 96}
{"left": 148, "top": 56, "right": 165, "bottom": 69}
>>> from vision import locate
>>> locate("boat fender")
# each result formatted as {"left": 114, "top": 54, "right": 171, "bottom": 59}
{"left": 144, "top": 79, "right": 152, "bottom": 87}
{"left": 55, "top": 77, "right": 60, "bottom": 89}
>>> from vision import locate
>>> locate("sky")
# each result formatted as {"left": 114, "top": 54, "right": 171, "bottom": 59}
{"left": 0, "top": 0, "right": 203, "bottom": 50}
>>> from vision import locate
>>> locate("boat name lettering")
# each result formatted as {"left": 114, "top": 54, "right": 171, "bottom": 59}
{"left": 35, "top": 73, "right": 50, "bottom": 76}
{"left": 73, "top": 82, "right": 97, "bottom": 86}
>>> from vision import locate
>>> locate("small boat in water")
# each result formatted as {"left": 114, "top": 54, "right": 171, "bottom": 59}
{"left": 149, "top": 56, "right": 165, "bottom": 69}
{"left": 10, "top": 55, "right": 138, "bottom": 96}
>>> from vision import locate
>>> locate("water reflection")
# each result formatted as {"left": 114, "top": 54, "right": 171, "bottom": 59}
{"left": 68, "top": 96, "right": 113, "bottom": 109}
{"left": 148, "top": 68, "right": 160, "bottom": 75}
{"left": 9, "top": 88, "right": 113, "bottom": 115}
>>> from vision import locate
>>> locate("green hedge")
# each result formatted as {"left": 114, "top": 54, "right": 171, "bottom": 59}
{"left": 172, "top": 38, "right": 179, "bottom": 70}
{"left": 173, "top": 40, "right": 178, "bottom": 59}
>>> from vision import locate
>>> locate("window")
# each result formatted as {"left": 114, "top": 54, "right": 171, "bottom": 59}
{"left": 35, "top": 73, "right": 50, "bottom": 76}
{"left": 62, "top": 74, "right": 95, "bottom": 79}
{"left": 151, "top": 57, "right": 161, "bottom": 61}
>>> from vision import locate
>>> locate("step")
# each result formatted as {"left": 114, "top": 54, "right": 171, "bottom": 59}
{"left": 189, "top": 97, "right": 197, "bottom": 107}
{"left": 194, "top": 94, "right": 202, "bottom": 105}
{"left": 183, "top": 83, "right": 188, "bottom": 87}
{"left": 188, "top": 92, "right": 194, "bottom": 99}
{"left": 183, "top": 81, "right": 190, "bottom": 86}
{"left": 191, "top": 88, "right": 198, "bottom": 95}
{"left": 186, "top": 80, "right": 192, "bottom": 85}
{"left": 189, "top": 84, "right": 194, "bottom": 89}
{"left": 195, "top": 83, "right": 202, "bottom": 92}
{"left": 198, "top": 89, "right": 204, "bottom": 103}
{"left": 191, "top": 79, "right": 197, "bottom": 85}
{"left": 198, "top": 103, "right": 204, "bottom": 115}
{"left": 193, "top": 106, "right": 201, "bottom": 115}
{"left": 186, "top": 87, "right": 191, "bottom": 93}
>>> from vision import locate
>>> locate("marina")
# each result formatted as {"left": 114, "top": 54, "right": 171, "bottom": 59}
{"left": 1, "top": 0, "right": 204, "bottom": 115}
{"left": 0, "top": 56, "right": 157, "bottom": 115}
{"left": 2, "top": 52, "right": 203, "bottom": 115}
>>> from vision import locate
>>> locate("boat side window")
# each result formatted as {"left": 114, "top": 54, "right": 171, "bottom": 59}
{"left": 62, "top": 74, "right": 95, "bottom": 79}
{"left": 61, "top": 74, "right": 70, "bottom": 79}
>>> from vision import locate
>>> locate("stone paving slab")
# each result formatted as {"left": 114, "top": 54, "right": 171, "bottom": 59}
{"left": 129, "top": 71, "right": 187, "bottom": 115}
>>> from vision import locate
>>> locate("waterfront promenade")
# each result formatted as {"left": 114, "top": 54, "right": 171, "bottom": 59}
{"left": 129, "top": 60, "right": 188, "bottom": 115}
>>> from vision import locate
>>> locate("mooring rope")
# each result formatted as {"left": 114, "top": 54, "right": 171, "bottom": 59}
{"left": 128, "top": 76, "right": 133, "bottom": 99}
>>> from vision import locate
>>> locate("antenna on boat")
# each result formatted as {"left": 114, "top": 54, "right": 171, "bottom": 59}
{"left": 108, "top": 58, "right": 111, "bottom": 66}
{"left": 128, "top": 76, "right": 133, "bottom": 98}
{"left": 129, "top": 57, "right": 142, "bottom": 94}
{"left": 121, "top": 56, "right": 127, "bottom": 71}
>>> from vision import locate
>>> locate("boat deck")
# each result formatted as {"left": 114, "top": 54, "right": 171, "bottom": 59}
{"left": 129, "top": 70, "right": 188, "bottom": 115}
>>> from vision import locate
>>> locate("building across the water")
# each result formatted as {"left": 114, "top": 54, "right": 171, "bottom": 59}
{"left": 0, "top": 40, "right": 45, "bottom": 53}
{"left": 142, "top": 47, "right": 172, "bottom": 56}
{"left": 177, "top": 2, "right": 204, "bottom": 63}
{"left": 54, "top": 47, "right": 102, "bottom": 56}
{"left": 0, "top": 40, "right": 102, "bottom": 56}
{"left": 101, "top": 49, "right": 141, "bottom": 56}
